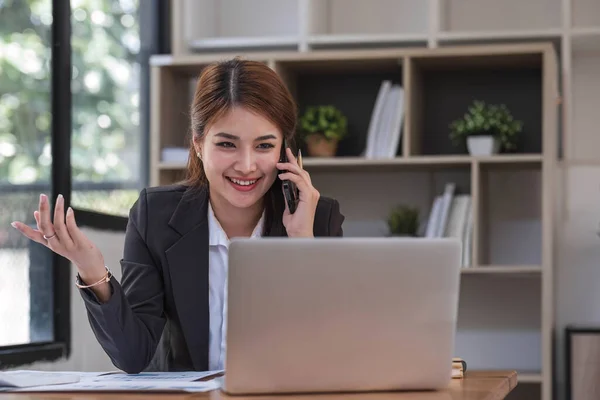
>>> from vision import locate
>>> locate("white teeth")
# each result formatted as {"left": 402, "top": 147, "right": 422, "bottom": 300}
{"left": 230, "top": 178, "right": 257, "bottom": 186}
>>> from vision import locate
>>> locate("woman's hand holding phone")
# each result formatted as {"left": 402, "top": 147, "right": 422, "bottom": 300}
{"left": 277, "top": 147, "right": 320, "bottom": 237}
{"left": 11, "top": 194, "right": 111, "bottom": 301}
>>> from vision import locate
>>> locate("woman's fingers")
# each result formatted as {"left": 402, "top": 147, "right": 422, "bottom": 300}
{"left": 53, "top": 194, "right": 74, "bottom": 249}
{"left": 281, "top": 186, "right": 290, "bottom": 215}
{"left": 276, "top": 162, "right": 312, "bottom": 184}
{"left": 34, "top": 210, "right": 41, "bottom": 231}
{"left": 278, "top": 172, "right": 316, "bottom": 203}
{"left": 65, "top": 207, "right": 86, "bottom": 247}
{"left": 38, "top": 194, "right": 55, "bottom": 238}
{"left": 11, "top": 221, "right": 48, "bottom": 246}
{"left": 280, "top": 148, "right": 312, "bottom": 184}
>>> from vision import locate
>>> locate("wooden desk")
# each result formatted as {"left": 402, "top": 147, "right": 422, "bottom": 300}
{"left": 0, "top": 371, "right": 517, "bottom": 400}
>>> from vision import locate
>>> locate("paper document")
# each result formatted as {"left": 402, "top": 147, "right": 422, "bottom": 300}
{"left": 1, "top": 369, "right": 224, "bottom": 393}
{"left": 94, "top": 369, "right": 223, "bottom": 382}
{"left": 12, "top": 379, "right": 222, "bottom": 393}
{"left": 0, "top": 371, "right": 82, "bottom": 388}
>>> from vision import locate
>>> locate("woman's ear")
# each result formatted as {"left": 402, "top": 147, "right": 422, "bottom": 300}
{"left": 193, "top": 142, "right": 202, "bottom": 160}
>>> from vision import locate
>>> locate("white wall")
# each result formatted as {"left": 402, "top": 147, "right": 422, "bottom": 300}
{"left": 554, "top": 165, "right": 600, "bottom": 400}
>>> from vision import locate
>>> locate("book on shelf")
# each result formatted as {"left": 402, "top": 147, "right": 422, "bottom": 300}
{"left": 363, "top": 80, "right": 405, "bottom": 159}
{"left": 425, "top": 183, "right": 473, "bottom": 267}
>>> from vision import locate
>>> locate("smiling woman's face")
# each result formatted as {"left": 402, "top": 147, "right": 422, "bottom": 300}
{"left": 196, "top": 105, "right": 283, "bottom": 210}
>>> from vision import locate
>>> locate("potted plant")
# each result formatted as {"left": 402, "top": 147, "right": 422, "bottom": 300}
{"left": 299, "top": 105, "right": 347, "bottom": 157}
{"left": 387, "top": 205, "right": 420, "bottom": 237}
{"left": 449, "top": 100, "right": 523, "bottom": 156}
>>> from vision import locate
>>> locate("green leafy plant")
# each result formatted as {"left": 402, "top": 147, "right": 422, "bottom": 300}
{"left": 449, "top": 100, "right": 523, "bottom": 151}
{"left": 387, "top": 205, "right": 420, "bottom": 236}
{"left": 299, "top": 105, "right": 348, "bottom": 141}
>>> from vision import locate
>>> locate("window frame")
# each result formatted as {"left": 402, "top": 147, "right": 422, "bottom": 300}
{"left": 0, "top": 0, "right": 169, "bottom": 369}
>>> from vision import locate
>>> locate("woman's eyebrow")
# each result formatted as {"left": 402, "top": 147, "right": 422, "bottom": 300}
{"left": 215, "top": 132, "right": 239, "bottom": 140}
{"left": 214, "top": 133, "right": 277, "bottom": 141}
{"left": 255, "top": 134, "right": 277, "bottom": 141}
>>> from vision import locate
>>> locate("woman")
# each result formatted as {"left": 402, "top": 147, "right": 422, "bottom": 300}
{"left": 11, "top": 57, "right": 345, "bottom": 374}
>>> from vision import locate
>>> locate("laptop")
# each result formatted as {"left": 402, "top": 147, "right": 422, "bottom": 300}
{"left": 222, "top": 237, "right": 461, "bottom": 395}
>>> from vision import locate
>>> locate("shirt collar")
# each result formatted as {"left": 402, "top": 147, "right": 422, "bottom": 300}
{"left": 208, "top": 201, "right": 264, "bottom": 248}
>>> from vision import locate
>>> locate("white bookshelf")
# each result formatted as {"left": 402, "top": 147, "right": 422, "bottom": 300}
{"left": 160, "top": 1, "right": 600, "bottom": 399}
{"left": 170, "top": 0, "right": 593, "bottom": 53}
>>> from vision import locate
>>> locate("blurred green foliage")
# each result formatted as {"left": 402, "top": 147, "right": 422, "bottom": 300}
{"left": 1, "top": 0, "right": 141, "bottom": 216}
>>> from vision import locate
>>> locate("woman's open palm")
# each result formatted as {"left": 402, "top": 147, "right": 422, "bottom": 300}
{"left": 11, "top": 194, "right": 105, "bottom": 274}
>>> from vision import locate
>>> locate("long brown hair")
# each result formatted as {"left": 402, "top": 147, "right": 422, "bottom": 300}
{"left": 183, "top": 57, "right": 298, "bottom": 235}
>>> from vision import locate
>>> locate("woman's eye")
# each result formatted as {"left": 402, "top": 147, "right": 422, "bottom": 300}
{"left": 216, "top": 142, "right": 235, "bottom": 148}
{"left": 258, "top": 143, "right": 275, "bottom": 149}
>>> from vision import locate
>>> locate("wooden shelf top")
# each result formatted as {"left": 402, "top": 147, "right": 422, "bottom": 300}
{"left": 157, "top": 154, "right": 543, "bottom": 172}
{"left": 189, "top": 35, "right": 301, "bottom": 51}
{"left": 461, "top": 266, "right": 542, "bottom": 275}
{"left": 301, "top": 154, "right": 543, "bottom": 168}
{"left": 307, "top": 33, "right": 429, "bottom": 46}
{"left": 149, "top": 42, "right": 555, "bottom": 70}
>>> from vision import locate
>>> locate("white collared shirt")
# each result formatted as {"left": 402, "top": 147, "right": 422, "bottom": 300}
{"left": 207, "top": 202, "right": 264, "bottom": 371}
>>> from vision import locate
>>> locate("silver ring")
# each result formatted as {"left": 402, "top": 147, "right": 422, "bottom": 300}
{"left": 43, "top": 233, "right": 57, "bottom": 240}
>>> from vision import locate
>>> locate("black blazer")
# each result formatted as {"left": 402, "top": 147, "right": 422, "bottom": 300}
{"left": 79, "top": 184, "right": 344, "bottom": 374}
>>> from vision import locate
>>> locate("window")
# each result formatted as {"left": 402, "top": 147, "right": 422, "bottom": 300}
{"left": 0, "top": 0, "right": 166, "bottom": 367}
{"left": 70, "top": 0, "right": 143, "bottom": 217}
{"left": 0, "top": 0, "right": 56, "bottom": 350}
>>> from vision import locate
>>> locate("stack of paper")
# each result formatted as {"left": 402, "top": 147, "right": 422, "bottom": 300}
{"left": 0, "top": 370, "right": 223, "bottom": 393}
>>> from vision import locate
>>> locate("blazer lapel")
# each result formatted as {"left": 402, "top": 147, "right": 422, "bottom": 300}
{"left": 165, "top": 185, "right": 210, "bottom": 371}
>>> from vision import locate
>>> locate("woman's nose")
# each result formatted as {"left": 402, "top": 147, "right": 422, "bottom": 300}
{"left": 234, "top": 150, "right": 258, "bottom": 174}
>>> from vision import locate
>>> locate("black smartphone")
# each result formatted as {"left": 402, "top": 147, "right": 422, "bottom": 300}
{"left": 279, "top": 139, "right": 299, "bottom": 214}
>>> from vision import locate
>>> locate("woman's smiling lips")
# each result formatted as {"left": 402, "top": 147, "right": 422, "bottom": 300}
{"left": 226, "top": 176, "right": 262, "bottom": 192}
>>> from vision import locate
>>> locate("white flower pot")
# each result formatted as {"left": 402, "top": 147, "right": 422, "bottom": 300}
{"left": 467, "top": 136, "right": 500, "bottom": 156}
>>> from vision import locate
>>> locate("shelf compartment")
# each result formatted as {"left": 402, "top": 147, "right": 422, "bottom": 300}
{"left": 274, "top": 57, "right": 405, "bottom": 157}
{"left": 309, "top": 166, "right": 471, "bottom": 237}
{"left": 407, "top": 52, "right": 543, "bottom": 156}
{"left": 150, "top": 66, "right": 198, "bottom": 186}
{"left": 183, "top": 0, "right": 301, "bottom": 52}
{"left": 572, "top": 0, "right": 600, "bottom": 29}
{"left": 438, "top": 0, "right": 561, "bottom": 33}
{"left": 307, "top": 0, "right": 428, "bottom": 40}
{"left": 571, "top": 29, "right": 600, "bottom": 55}
{"left": 455, "top": 277, "right": 542, "bottom": 372}
{"left": 476, "top": 164, "right": 542, "bottom": 267}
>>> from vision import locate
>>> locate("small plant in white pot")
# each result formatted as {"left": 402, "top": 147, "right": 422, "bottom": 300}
{"left": 449, "top": 100, "right": 523, "bottom": 156}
